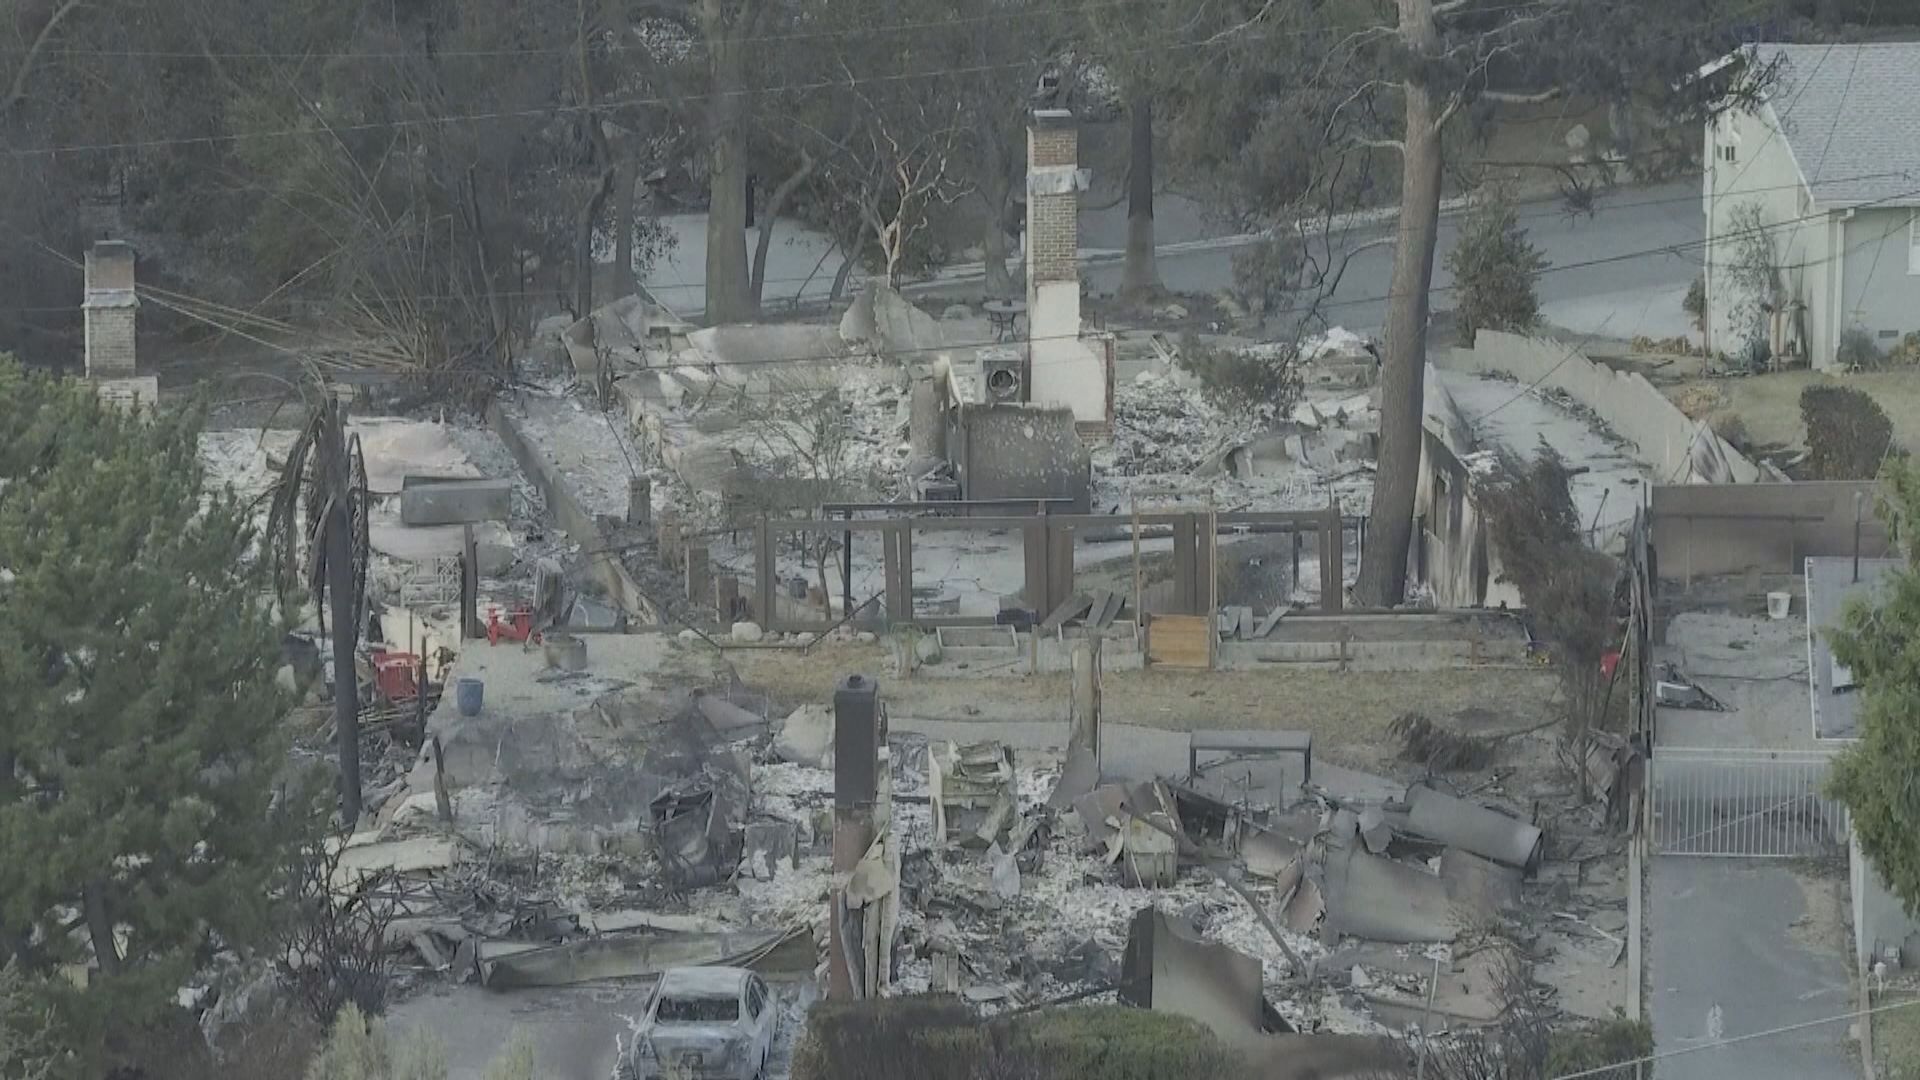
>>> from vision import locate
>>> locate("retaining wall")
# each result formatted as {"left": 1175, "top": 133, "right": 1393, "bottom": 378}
{"left": 1650, "top": 481, "right": 1890, "bottom": 580}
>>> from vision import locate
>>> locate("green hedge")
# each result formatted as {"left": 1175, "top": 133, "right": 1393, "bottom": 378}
{"left": 791, "top": 1000, "right": 1237, "bottom": 1080}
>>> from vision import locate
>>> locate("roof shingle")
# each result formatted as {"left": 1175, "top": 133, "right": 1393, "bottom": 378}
{"left": 1750, "top": 42, "right": 1920, "bottom": 208}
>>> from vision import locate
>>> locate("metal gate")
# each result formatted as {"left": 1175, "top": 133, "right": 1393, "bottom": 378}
{"left": 1650, "top": 748, "right": 1848, "bottom": 857}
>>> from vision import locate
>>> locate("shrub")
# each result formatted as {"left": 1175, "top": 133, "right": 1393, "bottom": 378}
{"left": 1476, "top": 449, "right": 1621, "bottom": 792}
{"left": 1228, "top": 233, "right": 1304, "bottom": 317}
{"left": 792, "top": 1000, "right": 1238, "bottom": 1080}
{"left": 1801, "top": 384, "right": 1896, "bottom": 480}
{"left": 1003, "top": 1006, "right": 1240, "bottom": 1079}
{"left": 1175, "top": 334, "right": 1302, "bottom": 418}
{"left": 1709, "top": 410, "right": 1749, "bottom": 450}
{"left": 1683, "top": 274, "right": 1707, "bottom": 331}
{"left": 1838, "top": 326, "right": 1884, "bottom": 370}
{"left": 1446, "top": 201, "right": 1549, "bottom": 344}
{"left": 1544, "top": 1015, "right": 1653, "bottom": 1080}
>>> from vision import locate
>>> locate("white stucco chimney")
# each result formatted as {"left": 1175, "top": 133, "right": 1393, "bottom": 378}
{"left": 1023, "top": 110, "right": 1108, "bottom": 426}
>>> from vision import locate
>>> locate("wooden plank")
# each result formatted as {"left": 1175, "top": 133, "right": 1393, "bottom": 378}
{"left": 1253, "top": 605, "right": 1289, "bottom": 639}
{"left": 1090, "top": 590, "right": 1123, "bottom": 629}
{"left": 1148, "top": 614, "right": 1213, "bottom": 669}
{"left": 1041, "top": 593, "right": 1093, "bottom": 631}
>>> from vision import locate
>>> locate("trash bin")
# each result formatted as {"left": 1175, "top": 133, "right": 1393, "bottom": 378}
{"left": 1767, "top": 592, "right": 1792, "bottom": 620}
{"left": 454, "top": 677, "right": 484, "bottom": 717}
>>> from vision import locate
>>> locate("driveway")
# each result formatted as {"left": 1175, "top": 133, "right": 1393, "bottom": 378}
{"left": 1649, "top": 859, "right": 1857, "bottom": 1080}
{"left": 1647, "top": 611, "right": 1860, "bottom": 1080}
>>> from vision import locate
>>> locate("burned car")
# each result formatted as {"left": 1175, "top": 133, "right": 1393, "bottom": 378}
{"left": 618, "top": 966, "right": 778, "bottom": 1080}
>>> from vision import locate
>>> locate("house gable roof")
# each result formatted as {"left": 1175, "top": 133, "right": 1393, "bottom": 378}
{"left": 1746, "top": 42, "right": 1920, "bottom": 209}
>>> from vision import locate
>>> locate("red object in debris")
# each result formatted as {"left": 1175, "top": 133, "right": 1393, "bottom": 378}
{"left": 1600, "top": 650, "right": 1622, "bottom": 679}
{"left": 371, "top": 649, "right": 423, "bottom": 703}
{"left": 485, "top": 607, "right": 535, "bottom": 646}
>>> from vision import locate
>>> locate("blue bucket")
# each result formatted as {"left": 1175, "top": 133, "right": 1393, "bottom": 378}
{"left": 454, "top": 677, "right": 484, "bottom": 718}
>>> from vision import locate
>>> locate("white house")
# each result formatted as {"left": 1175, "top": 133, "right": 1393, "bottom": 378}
{"left": 1703, "top": 43, "right": 1920, "bottom": 371}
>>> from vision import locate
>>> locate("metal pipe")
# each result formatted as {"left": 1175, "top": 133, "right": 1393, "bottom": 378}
{"left": 1854, "top": 491, "right": 1865, "bottom": 583}
{"left": 842, "top": 507, "right": 854, "bottom": 624}
{"left": 1415, "top": 955, "right": 1441, "bottom": 1080}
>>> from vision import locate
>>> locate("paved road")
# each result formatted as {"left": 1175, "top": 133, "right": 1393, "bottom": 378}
{"left": 1649, "top": 859, "right": 1857, "bottom": 1080}
{"left": 647, "top": 179, "right": 1704, "bottom": 340}
{"left": 1080, "top": 179, "right": 1705, "bottom": 340}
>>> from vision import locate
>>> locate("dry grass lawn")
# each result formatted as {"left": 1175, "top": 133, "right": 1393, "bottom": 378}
{"left": 707, "top": 641, "right": 1561, "bottom": 759}
{"left": 1663, "top": 369, "right": 1920, "bottom": 455}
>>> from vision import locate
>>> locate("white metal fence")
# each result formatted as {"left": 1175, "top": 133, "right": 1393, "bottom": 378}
{"left": 397, "top": 554, "right": 462, "bottom": 608}
{"left": 1650, "top": 747, "right": 1848, "bottom": 858}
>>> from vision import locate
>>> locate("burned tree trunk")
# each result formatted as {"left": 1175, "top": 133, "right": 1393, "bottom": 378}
{"left": 703, "top": 0, "right": 756, "bottom": 323}
{"left": 1118, "top": 92, "right": 1159, "bottom": 300}
{"left": 750, "top": 152, "right": 815, "bottom": 308}
{"left": 326, "top": 501, "right": 363, "bottom": 827}
{"left": 613, "top": 160, "right": 637, "bottom": 301}
{"left": 1356, "top": 0, "right": 1445, "bottom": 608}
{"left": 83, "top": 879, "right": 119, "bottom": 977}
{"left": 574, "top": 165, "right": 616, "bottom": 319}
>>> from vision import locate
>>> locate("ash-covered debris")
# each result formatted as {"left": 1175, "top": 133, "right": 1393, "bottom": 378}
{"left": 304, "top": 649, "right": 1627, "bottom": 1074}
{"left": 1095, "top": 330, "right": 1381, "bottom": 514}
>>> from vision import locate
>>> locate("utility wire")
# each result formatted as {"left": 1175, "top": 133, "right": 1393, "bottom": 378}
{"left": 29, "top": 179, "right": 1920, "bottom": 343}
{"left": 0, "top": 19, "right": 1335, "bottom": 158}
{"left": 0, "top": 168, "right": 1908, "bottom": 317}
{"left": 0, "top": 0, "right": 1165, "bottom": 60}
{"left": 0, "top": 0, "right": 1767, "bottom": 159}
{"left": 14, "top": 176, "right": 1920, "bottom": 401}
{"left": 1549, "top": 994, "right": 1920, "bottom": 1080}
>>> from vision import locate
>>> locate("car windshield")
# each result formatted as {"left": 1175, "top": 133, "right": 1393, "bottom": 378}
{"left": 656, "top": 995, "right": 739, "bottom": 1023}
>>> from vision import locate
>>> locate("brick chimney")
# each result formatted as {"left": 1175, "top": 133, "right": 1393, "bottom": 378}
{"left": 1025, "top": 109, "right": 1081, "bottom": 338}
{"left": 1024, "top": 110, "right": 1108, "bottom": 426}
{"left": 84, "top": 241, "right": 138, "bottom": 378}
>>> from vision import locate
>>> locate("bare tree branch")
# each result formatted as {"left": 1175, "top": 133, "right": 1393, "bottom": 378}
{"left": 1, "top": 0, "right": 86, "bottom": 115}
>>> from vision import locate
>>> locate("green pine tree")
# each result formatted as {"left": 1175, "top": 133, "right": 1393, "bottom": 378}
{"left": 0, "top": 359, "right": 306, "bottom": 1074}
{"left": 1829, "top": 459, "right": 1920, "bottom": 913}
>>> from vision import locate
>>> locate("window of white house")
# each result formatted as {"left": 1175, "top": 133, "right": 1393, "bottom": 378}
{"left": 1721, "top": 144, "right": 1737, "bottom": 163}
{"left": 1910, "top": 209, "right": 1920, "bottom": 275}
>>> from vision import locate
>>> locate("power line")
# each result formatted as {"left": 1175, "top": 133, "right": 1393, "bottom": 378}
{"left": 1549, "top": 994, "right": 1920, "bottom": 1080}
{"left": 0, "top": 0, "right": 1159, "bottom": 60}
{"left": 14, "top": 175, "right": 1919, "bottom": 386}
{"left": 0, "top": 0, "right": 1733, "bottom": 160}
{"left": 0, "top": 16, "right": 1322, "bottom": 158}
{"left": 1, "top": 168, "right": 1907, "bottom": 319}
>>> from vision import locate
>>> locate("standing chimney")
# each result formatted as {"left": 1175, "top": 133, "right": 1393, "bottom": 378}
{"left": 1025, "top": 110, "right": 1081, "bottom": 347}
{"left": 1023, "top": 111, "right": 1106, "bottom": 424}
{"left": 84, "top": 241, "right": 139, "bottom": 379}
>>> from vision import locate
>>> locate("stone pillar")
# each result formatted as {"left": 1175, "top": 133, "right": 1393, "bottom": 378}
{"left": 684, "top": 544, "right": 711, "bottom": 605}
{"left": 908, "top": 371, "right": 946, "bottom": 465}
{"left": 627, "top": 475, "right": 652, "bottom": 527}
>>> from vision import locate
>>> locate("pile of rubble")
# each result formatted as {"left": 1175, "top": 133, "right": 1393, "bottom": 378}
{"left": 321, "top": 665, "right": 1619, "bottom": 1051}
{"left": 1098, "top": 360, "right": 1379, "bottom": 514}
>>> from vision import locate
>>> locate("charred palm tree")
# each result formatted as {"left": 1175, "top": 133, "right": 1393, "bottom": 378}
{"left": 267, "top": 394, "right": 371, "bottom": 827}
